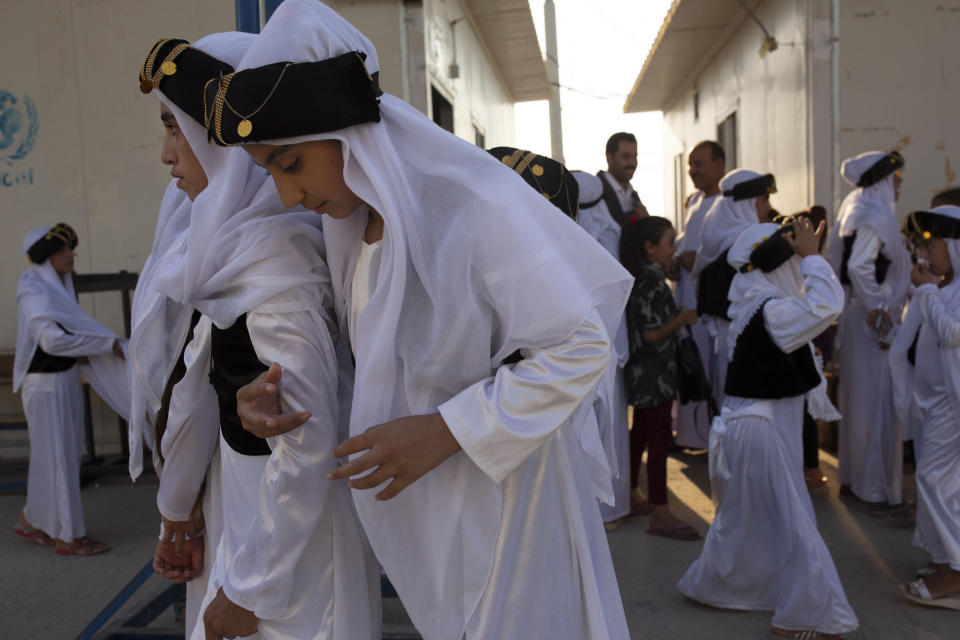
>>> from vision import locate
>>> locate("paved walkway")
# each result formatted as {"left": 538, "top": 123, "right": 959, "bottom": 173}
{"left": 1, "top": 449, "right": 956, "bottom": 639}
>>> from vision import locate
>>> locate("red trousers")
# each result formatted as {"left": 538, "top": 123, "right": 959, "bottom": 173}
{"left": 629, "top": 401, "right": 673, "bottom": 505}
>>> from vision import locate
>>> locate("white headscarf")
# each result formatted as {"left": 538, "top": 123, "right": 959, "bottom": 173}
{"left": 693, "top": 169, "right": 764, "bottom": 277}
{"left": 573, "top": 170, "right": 620, "bottom": 259}
{"left": 827, "top": 150, "right": 910, "bottom": 310}
{"left": 229, "top": 2, "right": 632, "bottom": 635}
{"left": 13, "top": 228, "right": 120, "bottom": 392}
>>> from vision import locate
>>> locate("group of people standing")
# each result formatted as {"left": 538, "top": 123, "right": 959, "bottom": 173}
{"left": 9, "top": 1, "right": 960, "bottom": 639}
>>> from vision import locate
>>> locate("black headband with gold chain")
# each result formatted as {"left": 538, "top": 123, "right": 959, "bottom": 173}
{"left": 488, "top": 146, "right": 579, "bottom": 221}
{"left": 204, "top": 51, "right": 382, "bottom": 146}
{"left": 723, "top": 173, "right": 777, "bottom": 201}
{"left": 903, "top": 209, "right": 960, "bottom": 242}
{"left": 139, "top": 38, "right": 235, "bottom": 126}
{"left": 27, "top": 223, "right": 78, "bottom": 264}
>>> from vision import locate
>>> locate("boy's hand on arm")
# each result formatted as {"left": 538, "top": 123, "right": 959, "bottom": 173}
{"left": 237, "top": 363, "right": 311, "bottom": 438}
{"left": 784, "top": 217, "right": 824, "bottom": 258}
{"left": 327, "top": 413, "right": 462, "bottom": 501}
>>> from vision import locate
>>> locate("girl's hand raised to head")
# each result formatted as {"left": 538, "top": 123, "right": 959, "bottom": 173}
{"left": 237, "top": 363, "right": 311, "bottom": 438}
{"left": 327, "top": 413, "right": 462, "bottom": 501}
{"left": 784, "top": 217, "right": 825, "bottom": 258}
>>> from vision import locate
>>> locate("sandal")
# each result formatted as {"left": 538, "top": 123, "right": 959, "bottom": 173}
{"left": 647, "top": 521, "right": 701, "bottom": 541}
{"left": 915, "top": 564, "right": 937, "bottom": 579}
{"left": 55, "top": 536, "right": 110, "bottom": 556}
{"left": 900, "top": 578, "right": 960, "bottom": 610}
{"left": 628, "top": 500, "right": 652, "bottom": 517}
{"left": 14, "top": 522, "right": 53, "bottom": 546}
{"left": 887, "top": 501, "right": 916, "bottom": 526}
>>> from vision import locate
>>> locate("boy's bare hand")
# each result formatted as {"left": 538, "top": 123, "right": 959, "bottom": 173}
{"left": 237, "top": 363, "right": 311, "bottom": 438}
{"left": 327, "top": 413, "right": 462, "bottom": 501}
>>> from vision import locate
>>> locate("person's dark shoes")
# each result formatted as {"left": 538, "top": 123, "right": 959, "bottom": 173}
{"left": 867, "top": 501, "right": 905, "bottom": 517}
{"left": 838, "top": 484, "right": 856, "bottom": 498}
{"left": 887, "top": 501, "right": 917, "bottom": 526}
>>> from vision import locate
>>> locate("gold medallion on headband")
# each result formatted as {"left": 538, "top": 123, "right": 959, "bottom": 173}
{"left": 237, "top": 119, "right": 253, "bottom": 138}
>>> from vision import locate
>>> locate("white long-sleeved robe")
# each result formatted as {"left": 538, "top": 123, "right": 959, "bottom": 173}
{"left": 675, "top": 192, "right": 718, "bottom": 448}
{"left": 21, "top": 322, "right": 115, "bottom": 542}
{"left": 189, "top": 299, "right": 380, "bottom": 640}
{"left": 910, "top": 283, "right": 960, "bottom": 571}
{"left": 350, "top": 240, "right": 630, "bottom": 640}
{"left": 837, "top": 226, "right": 902, "bottom": 503}
{"left": 678, "top": 256, "right": 858, "bottom": 635}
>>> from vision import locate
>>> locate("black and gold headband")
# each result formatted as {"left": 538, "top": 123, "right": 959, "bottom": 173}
{"left": 27, "top": 223, "right": 78, "bottom": 264}
{"left": 724, "top": 173, "right": 777, "bottom": 201}
{"left": 738, "top": 223, "right": 795, "bottom": 274}
{"left": 857, "top": 151, "right": 904, "bottom": 188}
{"left": 903, "top": 209, "right": 960, "bottom": 242}
{"left": 204, "top": 51, "right": 382, "bottom": 146}
{"left": 139, "top": 38, "right": 235, "bottom": 126}
{"left": 489, "top": 146, "right": 579, "bottom": 221}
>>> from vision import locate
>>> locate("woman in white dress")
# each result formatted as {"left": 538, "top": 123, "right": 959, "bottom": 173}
{"left": 678, "top": 219, "right": 858, "bottom": 639}
{"left": 13, "top": 223, "right": 129, "bottom": 555}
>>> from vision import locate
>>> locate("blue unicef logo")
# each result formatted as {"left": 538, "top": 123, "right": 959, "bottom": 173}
{"left": 0, "top": 91, "right": 38, "bottom": 167}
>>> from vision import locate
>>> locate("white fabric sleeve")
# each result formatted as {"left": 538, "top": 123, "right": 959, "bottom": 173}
{"left": 764, "top": 255, "right": 845, "bottom": 353}
{"left": 918, "top": 284, "right": 960, "bottom": 348}
{"left": 438, "top": 307, "right": 610, "bottom": 483}
{"left": 221, "top": 308, "right": 341, "bottom": 621}
{"left": 35, "top": 320, "right": 114, "bottom": 357}
{"left": 846, "top": 226, "right": 888, "bottom": 310}
{"left": 156, "top": 317, "right": 220, "bottom": 522}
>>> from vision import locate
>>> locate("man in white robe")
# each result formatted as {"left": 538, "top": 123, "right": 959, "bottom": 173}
{"left": 674, "top": 141, "right": 725, "bottom": 449}
{"left": 574, "top": 170, "right": 630, "bottom": 527}
{"left": 679, "top": 220, "right": 858, "bottom": 638}
{"left": 827, "top": 150, "right": 910, "bottom": 510}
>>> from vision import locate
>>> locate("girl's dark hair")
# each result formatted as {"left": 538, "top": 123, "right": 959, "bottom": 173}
{"left": 620, "top": 215, "right": 674, "bottom": 278}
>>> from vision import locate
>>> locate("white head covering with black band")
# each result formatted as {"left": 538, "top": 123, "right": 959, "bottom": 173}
{"left": 693, "top": 169, "right": 773, "bottom": 277}
{"left": 210, "top": 2, "right": 632, "bottom": 636}
{"left": 827, "top": 150, "right": 909, "bottom": 310}
{"left": 128, "top": 32, "right": 259, "bottom": 480}
{"left": 903, "top": 205, "right": 960, "bottom": 275}
{"left": 13, "top": 226, "right": 120, "bottom": 393}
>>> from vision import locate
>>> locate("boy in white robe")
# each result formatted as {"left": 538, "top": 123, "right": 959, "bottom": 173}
{"left": 827, "top": 150, "right": 910, "bottom": 510}
{"left": 693, "top": 170, "right": 774, "bottom": 412}
{"left": 14, "top": 224, "right": 129, "bottom": 555}
{"left": 679, "top": 219, "right": 858, "bottom": 639}
{"left": 214, "top": 2, "right": 633, "bottom": 638}
{"left": 137, "top": 36, "right": 380, "bottom": 640}
{"left": 891, "top": 206, "right": 960, "bottom": 609}
{"left": 131, "top": 34, "right": 255, "bottom": 637}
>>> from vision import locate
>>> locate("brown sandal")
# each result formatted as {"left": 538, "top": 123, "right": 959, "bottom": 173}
{"left": 646, "top": 521, "right": 701, "bottom": 541}
{"left": 55, "top": 536, "right": 110, "bottom": 556}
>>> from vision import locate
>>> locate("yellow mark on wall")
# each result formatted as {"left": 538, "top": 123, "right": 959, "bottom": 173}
{"left": 937, "top": 140, "right": 946, "bottom": 151}
{"left": 946, "top": 156, "right": 956, "bottom": 186}
{"left": 894, "top": 135, "right": 911, "bottom": 149}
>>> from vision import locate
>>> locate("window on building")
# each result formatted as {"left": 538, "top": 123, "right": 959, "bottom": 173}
{"left": 674, "top": 152, "right": 686, "bottom": 230}
{"left": 717, "top": 112, "right": 738, "bottom": 170}
{"left": 431, "top": 86, "right": 454, "bottom": 133}
{"left": 473, "top": 125, "right": 485, "bottom": 149}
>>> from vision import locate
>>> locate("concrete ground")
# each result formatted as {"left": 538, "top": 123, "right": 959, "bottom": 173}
{"left": 1, "top": 450, "right": 956, "bottom": 639}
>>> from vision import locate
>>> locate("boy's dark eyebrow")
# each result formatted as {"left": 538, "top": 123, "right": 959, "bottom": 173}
{"left": 160, "top": 112, "right": 176, "bottom": 124}
{"left": 265, "top": 145, "right": 294, "bottom": 166}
